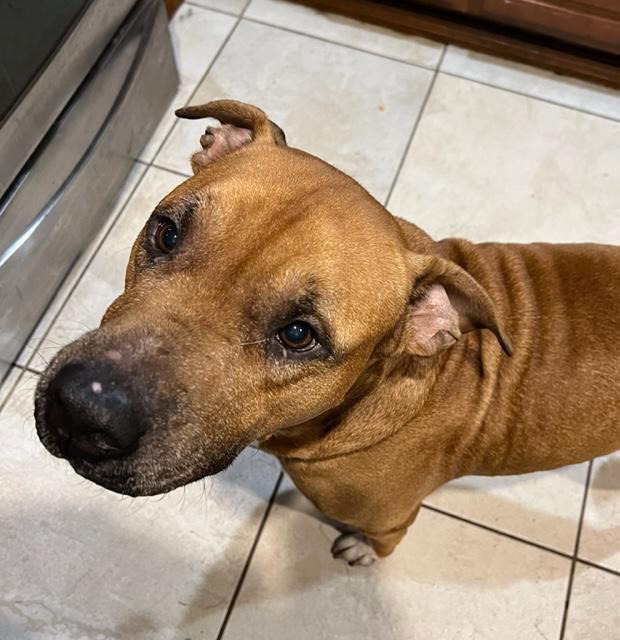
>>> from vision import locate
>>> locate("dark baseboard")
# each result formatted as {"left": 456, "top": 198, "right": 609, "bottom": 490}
{"left": 292, "top": 0, "right": 620, "bottom": 91}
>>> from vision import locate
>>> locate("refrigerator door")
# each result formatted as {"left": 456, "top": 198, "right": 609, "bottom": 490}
{"left": 0, "top": 0, "right": 136, "bottom": 196}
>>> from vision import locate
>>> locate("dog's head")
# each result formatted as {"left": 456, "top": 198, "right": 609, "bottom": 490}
{"left": 35, "top": 100, "right": 511, "bottom": 496}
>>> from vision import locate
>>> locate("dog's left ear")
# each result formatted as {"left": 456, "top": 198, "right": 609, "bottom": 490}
{"left": 395, "top": 253, "right": 512, "bottom": 358}
{"left": 175, "top": 99, "right": 286, "bottom": 174}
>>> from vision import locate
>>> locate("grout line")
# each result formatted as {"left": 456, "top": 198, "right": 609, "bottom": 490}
{"left": 383, "top": 45, "right": 446, "bottom": 208}
{"left": 429, "top": 498, "right": 620, "bottom": 581}
{"left": 185, "top": 0, "right": 240, "bottom": 18}
{"left": 24, "top": 366, "right": 42, "bottom": 376}
{"left": 575, "top": 557, "right": 620, "bottom": 579}
{"left": 421, "top": 503, "right": 574, "bottom": 560}
{"left": 216, "top": 471, "right": 284, "bottom": 640}
{"left": 241, "top": 15, "right": 439, "bottom": 72}
{"left": 149, "top": 162, "right": 193, "bottom": 179}
{"left": 12, "top": 363, "right": 41, "bottom": 376}
{"left": 138, "top": 156, "right": 192, "bottom": 180}
{"left": 439, "top": 69, "right": 620, "bottom": 124}
{"left": 559, "top": 459, "right": 593, "bottom": 640}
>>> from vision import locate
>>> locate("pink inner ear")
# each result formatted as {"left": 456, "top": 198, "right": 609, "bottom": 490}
{"left": 406, "top": 284, "right": 461, "bottom": 357}
{"left": 190, "top": 124, "right": 253, "bottom": 173}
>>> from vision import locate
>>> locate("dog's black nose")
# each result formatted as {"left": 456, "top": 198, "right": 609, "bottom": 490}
{"left": 46, "top": 363, "right": 144, "bottom": 460}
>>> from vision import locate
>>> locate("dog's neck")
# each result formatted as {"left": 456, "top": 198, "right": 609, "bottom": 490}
{"left": 259, "top": 352, "right": 441, "bottom": 461}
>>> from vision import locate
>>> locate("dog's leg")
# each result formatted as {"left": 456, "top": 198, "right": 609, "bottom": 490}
{"left": 367, "top": 522, "right": 413, "bottom": 557}
{"left": 330, "top": 504, "right": 421, "bottom": 566}
{"left": 279, "top": 459, "right": 432, "bottom": 565}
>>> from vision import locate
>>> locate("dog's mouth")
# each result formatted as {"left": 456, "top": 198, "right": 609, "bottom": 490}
{"left": 36, "top": 408, "right": 241, "bottom": 497}
{"left": 34, "top": 370, "right": 242, "bottom": 497}
{"left": 63, "top": 453, "right": 239, "bottom": 497}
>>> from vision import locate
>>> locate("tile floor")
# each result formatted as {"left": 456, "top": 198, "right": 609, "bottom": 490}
{"left": 1, "top": 1, "right": 619, "bottom": 638}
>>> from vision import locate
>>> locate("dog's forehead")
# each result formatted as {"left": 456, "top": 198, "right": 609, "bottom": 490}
{"left": 164, "top": 146, "right": 402, "bottom": 253}
{"left": 155, "top": 147, "right": 411, "bottom": 330}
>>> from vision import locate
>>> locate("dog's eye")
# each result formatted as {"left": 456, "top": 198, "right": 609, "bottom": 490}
{"left": 278, "top": 322, "right": 317, "bottom": 351}
{"left": 154, "top": 220, "right": 179, "bottom": 253}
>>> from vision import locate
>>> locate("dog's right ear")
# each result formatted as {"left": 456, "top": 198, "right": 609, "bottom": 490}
{"left": 175, "top": 99, "right": 287, "bottom": 174}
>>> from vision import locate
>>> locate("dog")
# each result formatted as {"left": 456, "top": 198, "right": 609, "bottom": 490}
{"left": 35, "top": 100, "right": 620, "bottom": 566}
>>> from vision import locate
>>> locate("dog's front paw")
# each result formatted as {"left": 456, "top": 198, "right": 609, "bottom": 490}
{"left": 331, "top": 533, "right": 378, "bottom": 567}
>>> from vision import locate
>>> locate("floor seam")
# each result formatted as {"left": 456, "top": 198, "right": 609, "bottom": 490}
{"left": 422, "top": 499, "right": 619, "bottom": 581}
{"left": 421, "top": 503, "right": 574, "bottom": 560}
{"left": 149, "top": 162, "right": 192, "bottom": 179}
{"left": 11, "top": 364, "right": 41, "bottom": 376}
{"left": 216, "top": 471, "right": 284, "bottom": 640}
{"left": 241, "top": 15, "right": 439, "bottom": 72}
{"left": 25, "top": 366, "right": 41, "bottom": 376}
{"left": 383, "top": 46, "right": 446, "bottom": 208}
{"left": 575, "top": 557, "right": 620, "bottom": 579}
{"left": 558, "top": 459, "right": 593, "bottom": 640}
{"left": 439, "top": 69, "right": 620, "bottom": 124}
{"left": 185, "top": 0, "right": 240, "bottom": 18}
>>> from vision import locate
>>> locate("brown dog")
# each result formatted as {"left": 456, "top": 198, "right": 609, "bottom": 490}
{"left": 35, "top": 100, "right": 620, "bottom": 566}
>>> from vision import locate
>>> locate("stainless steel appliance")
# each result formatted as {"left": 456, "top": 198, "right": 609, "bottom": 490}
{"left": 0, "top": 0, "right": 179, "bottom": 382}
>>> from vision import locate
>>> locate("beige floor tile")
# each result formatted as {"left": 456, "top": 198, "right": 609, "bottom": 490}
{"left": 388, "top": 74, "right": 620, "bottom": 244}
{"left": 30, "top": 167, "right": 183, "bottom": 373}
{"left": 156, "top": 20, "right": 432, "bottom": 201}
{"left": 191, "top": 0, "right": 248, "bottom": 14}
{"left": 224, "top": 478, "right": 570, "bottom": 640}
{"left": 441, "top": 46, "right": 620, "bottom": 122}
{"left": 139, "top": 4, "right": 236, "bottom": 162}
{"left": 17, "top": 162, "right": 146, "bottom": 369}
{"left": 578, "top": 453, "right": 620, "bottom": 572}
{"left": 245, "top": 0, "right": 443, "bottom": 67}
{"left": 426, "top": 463, "right": 588, "bottom": 554}
{"left": 563, "top": 563, "right": 620, "bottom": 640}
{"left": 0, "top": 372, "right": 280, "bottom": 640}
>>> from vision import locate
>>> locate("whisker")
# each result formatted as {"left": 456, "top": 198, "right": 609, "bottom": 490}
{"left": 239, "top": 338, "right": 267, "bottom": 347}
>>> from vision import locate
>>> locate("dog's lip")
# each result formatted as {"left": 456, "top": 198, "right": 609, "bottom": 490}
{"left": 68, "top": 459, "right": 143, "bottom": 496}
{"left": 67, "top": 456, "right": 193, "bottom": 497}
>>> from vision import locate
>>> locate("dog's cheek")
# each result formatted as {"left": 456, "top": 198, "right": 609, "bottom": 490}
{"left": 255, "top": 358, "right": 368, "bottom": 435}
{"left": 100, "top": 294, "right": 127, "bottom": 326}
